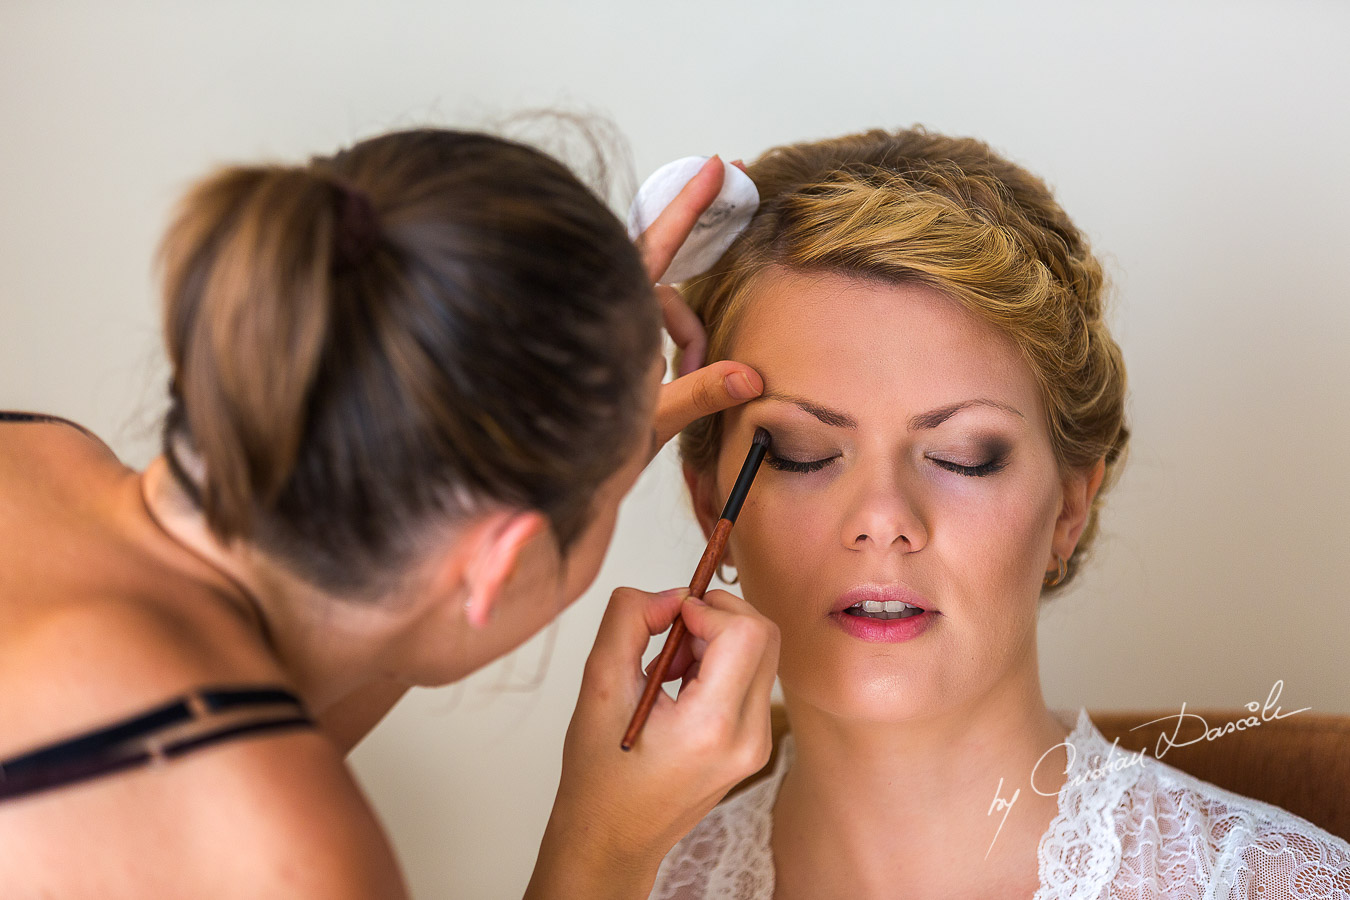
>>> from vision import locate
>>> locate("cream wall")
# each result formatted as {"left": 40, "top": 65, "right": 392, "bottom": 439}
{"left": 2, "top": 2, "right": 1346, "bottom": 897}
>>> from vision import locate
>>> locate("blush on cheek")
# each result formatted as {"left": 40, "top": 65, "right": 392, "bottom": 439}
{"left": 731, "top": 506, "right": 831, "bottom": 617}
{"left": 986, "top": 496, "right": 1047, "bottom": 544}
{"left": 966, "top": 489, "right": 1059, "bottom": 592}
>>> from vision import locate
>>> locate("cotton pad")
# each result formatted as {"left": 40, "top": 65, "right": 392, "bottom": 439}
{"left": 627, "top": 156, "right": 759, "bottom": 283}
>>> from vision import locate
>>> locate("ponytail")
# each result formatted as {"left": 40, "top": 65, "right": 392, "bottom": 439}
{"left": 162, "top": 167, "right": 356, "bottom": 538}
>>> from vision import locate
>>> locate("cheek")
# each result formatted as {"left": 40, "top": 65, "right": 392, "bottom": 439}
{"left": 725, "top": 493, "right": 835, "bottom": 617}
{"left": 947, "top": 474, "right": 1061, "bottom": 597}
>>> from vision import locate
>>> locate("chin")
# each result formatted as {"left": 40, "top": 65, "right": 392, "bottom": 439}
{"left": 782, "top": 658, "right": 950, "bottom": 726}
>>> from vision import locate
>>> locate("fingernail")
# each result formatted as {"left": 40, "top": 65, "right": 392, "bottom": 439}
{"left": 684, "top": 595, "right": 707, "bottom": 607}
{"left": 657, "top": 588, "right": 687, "bottom": 600}
{"left": 725, "top": 371, "right": 760, "bottom": 400}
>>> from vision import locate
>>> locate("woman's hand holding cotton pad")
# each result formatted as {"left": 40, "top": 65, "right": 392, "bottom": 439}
{"left": 628, "top": 156, "right": 759, "bottom": 284}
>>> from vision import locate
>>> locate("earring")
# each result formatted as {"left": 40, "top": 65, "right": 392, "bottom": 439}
{"left": 1044, "top": 554, "right": 1068, "bottom": 588}
{"left": 716, "top": 562, "right": 740, "bottom": 585}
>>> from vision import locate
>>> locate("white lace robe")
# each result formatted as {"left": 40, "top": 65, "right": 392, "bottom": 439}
{"left": 651, "top": 709, "right": 1350, "bottom": 899}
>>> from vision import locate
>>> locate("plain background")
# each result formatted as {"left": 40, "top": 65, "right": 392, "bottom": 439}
{"left": 2, "top": 2, "right": 1346, "bottom": 896}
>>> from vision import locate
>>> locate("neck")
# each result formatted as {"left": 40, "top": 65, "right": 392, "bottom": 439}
{"left": 772, "top": 661, "right": 1070, "bottom": 897}
{"left": 137, "top": 456, "right": 422, "bottom": 712}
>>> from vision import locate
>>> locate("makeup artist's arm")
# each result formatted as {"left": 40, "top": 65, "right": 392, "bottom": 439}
{"left": 526, "top": 587, "right": 780, "bottom": 900}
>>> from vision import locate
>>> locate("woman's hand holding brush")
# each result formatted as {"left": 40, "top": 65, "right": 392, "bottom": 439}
{"left": 528, "top": 585, "right": 779, "bottom": 900}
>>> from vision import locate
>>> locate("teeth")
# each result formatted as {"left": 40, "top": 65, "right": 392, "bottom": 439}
{"left": 852, "top": 599, "right": 918, "bottom": 612}
{"left": 845, "top": 598, "right": 925, "bottom": 619}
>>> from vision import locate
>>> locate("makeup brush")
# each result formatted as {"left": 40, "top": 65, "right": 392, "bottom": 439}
{"left": 620, "top": 426, "right": 772, "bottom": 751}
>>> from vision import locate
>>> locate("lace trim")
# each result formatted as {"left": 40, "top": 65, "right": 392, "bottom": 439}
{"left": 650, "top": 736, "right": 789, "bottom": 899}
{"left": 1034, "top": 708, "right": 1144, "bottom": 898}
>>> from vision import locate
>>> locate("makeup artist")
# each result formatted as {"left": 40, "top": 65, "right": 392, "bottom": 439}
{"left": 0, "top": 129, "right": 779, "bottom": 898}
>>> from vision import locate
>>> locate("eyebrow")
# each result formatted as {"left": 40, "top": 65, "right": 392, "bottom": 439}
{"left": 909, "top": 399, "right": 1025, "bottom": 430}
{"left": 759, "top": 392, "right": 1023, "bottom": 431}
{"left": 761, "top": 391, "right": 858, "bottom": 428}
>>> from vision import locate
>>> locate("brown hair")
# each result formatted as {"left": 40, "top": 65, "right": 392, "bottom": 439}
{"left": 160, "top": 128, "right": 658, "bottom": 595}
{"left": 678, "top": 127, "right": 1128, "bottom": 592}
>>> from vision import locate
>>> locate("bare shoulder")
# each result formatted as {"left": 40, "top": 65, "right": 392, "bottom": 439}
{"left": 166, "top": 727, "right": 411, "bottom": 898}
{"left": 0, "top": 411, "right": 120, "bottom": 493}
{"left": 0, "top": 592, "right": 277, "bottom": 751}
{"left": 0, "top": 601, "right": 407, "bottom": 897}
{"left": 0, "top": 720, "right": 408, "bottom": 896}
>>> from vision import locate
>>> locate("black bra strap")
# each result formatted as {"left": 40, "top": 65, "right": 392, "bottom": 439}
{"left": 0, "top": 686, "right": 314, "bottom": 803}
{"left": 0, "top": 410, "right": 97, "bottom": 439}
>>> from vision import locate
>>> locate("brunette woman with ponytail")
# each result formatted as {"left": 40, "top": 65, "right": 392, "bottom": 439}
{"left": 0, "top": 130, "right": 778, "bottom": 898}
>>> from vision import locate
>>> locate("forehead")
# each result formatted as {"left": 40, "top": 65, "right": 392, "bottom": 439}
{"left": 728, "top": 268, "right": 1044, "bottom": 422}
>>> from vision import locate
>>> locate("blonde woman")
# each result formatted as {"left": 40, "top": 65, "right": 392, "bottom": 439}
{"left": 652, "top": 128, "right": 1350, "bottom": 899}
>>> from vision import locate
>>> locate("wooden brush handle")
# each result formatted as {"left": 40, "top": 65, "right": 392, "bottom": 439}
{"left": 620, "top": 517, "right": 732, "bottom": 750}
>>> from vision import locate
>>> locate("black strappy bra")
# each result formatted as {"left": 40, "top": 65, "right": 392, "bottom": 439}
{"left": 0, "top": 686, "right": 315, "bottom": 802}
{"left": 0, "top": 412, "right": 317, "bottom": 802}
{"left": 0, "top": 410, "right": 98, "bottom": 437}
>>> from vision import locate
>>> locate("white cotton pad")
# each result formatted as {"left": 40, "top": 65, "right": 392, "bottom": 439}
{"left": 627, "top": 156, "right": 760, "bottom": 283}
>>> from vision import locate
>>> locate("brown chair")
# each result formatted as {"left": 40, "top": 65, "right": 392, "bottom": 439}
{"left": 735, "top": 705, "right": 1350, "bottom": 843}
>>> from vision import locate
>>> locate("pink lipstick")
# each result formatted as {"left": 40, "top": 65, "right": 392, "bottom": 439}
{"left": 831, "top": 585, "right": 938, "bottom": 643}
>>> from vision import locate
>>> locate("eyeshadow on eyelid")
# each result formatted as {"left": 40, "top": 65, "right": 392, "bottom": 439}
{"left": 753, "top": 426, "right": 832, "bottom": 453}
{"left": 976, "top": 437, "right": 1012, "bottom": 455}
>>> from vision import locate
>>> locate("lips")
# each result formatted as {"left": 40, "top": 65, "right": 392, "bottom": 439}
{"left": 832, "top": 584, "right": 936, "bottom": 616}
{"left": 829, "top": 585, "right": 938, "bottom": 644}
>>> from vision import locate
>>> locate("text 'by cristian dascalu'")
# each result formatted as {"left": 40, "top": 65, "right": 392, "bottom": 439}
{"left": 982, "top": 680, "right": 1311, "bottom": 858}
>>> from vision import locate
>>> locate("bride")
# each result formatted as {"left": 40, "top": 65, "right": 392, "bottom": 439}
{"left": 651, "top": 127, "right": 1350, "bottom": 899}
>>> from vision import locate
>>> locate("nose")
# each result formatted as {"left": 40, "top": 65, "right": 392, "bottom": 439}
{"left": 840, "top": 471, "right": 928, "bottom": 553}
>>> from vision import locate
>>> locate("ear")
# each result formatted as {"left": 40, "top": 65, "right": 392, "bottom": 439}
{"left": 457, "top": 510, "right": 551, "bottom": 630}
{"left": 1050, "top": 458, "right": 1106, "bottom": 569}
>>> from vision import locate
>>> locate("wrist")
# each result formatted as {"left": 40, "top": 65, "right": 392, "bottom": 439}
{"left": 526, "top": 809, "right": 664, "bottom": 900}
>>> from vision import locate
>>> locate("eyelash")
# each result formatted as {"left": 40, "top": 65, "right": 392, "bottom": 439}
{"left": 765, "top": 453, "right": 836, "bottom": 474}
{"left": 765, "top": 453, "right": 1008, "bottom": 478}
{"left": 929, "top": 456, "right": 1008, "bottom": 478}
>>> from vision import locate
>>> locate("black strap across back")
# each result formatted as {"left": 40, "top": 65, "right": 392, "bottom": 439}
{"left": 1, "top": 411, "right": 317, "bottom": 802}
{"left": 0, "top": 409, "right": 98, "bottom": 437}
{"left": 0, "top": 686, "right": 315, "bottom": 802}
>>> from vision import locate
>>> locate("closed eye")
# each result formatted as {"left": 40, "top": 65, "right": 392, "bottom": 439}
{"left": 765, "top": 453, "right": 838, "bottom": 474}
{"left": 929, "top": 456, "right": 1007, "bottom": 477}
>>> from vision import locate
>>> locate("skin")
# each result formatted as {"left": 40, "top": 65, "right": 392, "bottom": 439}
{"left": 0, "top": 158, "right": 780, "bottom": 899}
{"left": 686, "top": 269, "right": 1104, "bottom": 900}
